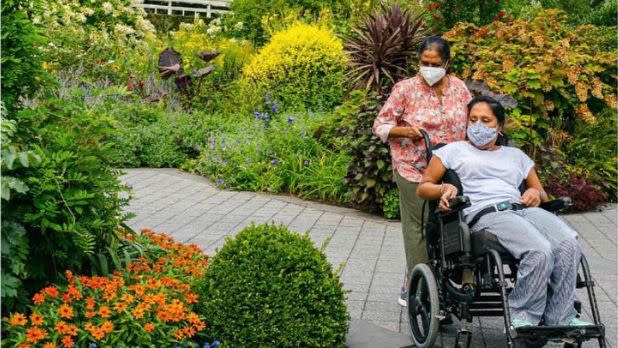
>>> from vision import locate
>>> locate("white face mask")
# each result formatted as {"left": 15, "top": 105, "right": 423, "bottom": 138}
{"left": 420, "top": 66, "right": 446, "bottom": 86}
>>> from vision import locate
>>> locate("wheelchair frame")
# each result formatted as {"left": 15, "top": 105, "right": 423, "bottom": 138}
{"left": 406, "top": 132, "right": 607, "bottom": 348}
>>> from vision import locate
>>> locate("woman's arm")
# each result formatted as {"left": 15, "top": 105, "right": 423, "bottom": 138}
{"left": 416, "top": 156, "right": 459, "bottom": 210}
{"left": 372, "top": 83, "right": 422, "bottom": 142}
{"left": 372, "top": 83, "right": 404, "bottom": 142}
{"left": 521, "top": 168, "right": 549, "bottom": 207}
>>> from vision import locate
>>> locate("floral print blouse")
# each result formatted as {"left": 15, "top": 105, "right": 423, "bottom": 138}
{"left": 373, "top": 75, "right": 472, "bottom": 183}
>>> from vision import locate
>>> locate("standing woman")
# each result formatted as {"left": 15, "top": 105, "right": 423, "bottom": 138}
{"left": 372, "top": 36, "right": 472, "bottom": 306}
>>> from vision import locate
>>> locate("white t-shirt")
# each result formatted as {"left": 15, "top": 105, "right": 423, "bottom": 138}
{"left": 432, "top": 141, "right": 535, "bottom": 222}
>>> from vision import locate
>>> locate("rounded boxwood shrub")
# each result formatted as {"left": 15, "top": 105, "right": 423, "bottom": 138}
{"left": 242, "top": 22, "right": 347, "bottom": 111}
{"left": 196, "top": 223, "right": 349, "bottom": 347}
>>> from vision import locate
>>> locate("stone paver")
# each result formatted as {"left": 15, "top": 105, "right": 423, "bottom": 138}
{"left": 121, "top": 168, "right": 617, "bottom": 347}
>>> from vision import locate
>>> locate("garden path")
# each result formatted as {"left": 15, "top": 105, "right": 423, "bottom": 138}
{"left": 122, "top": 168, "right": 617, "bottom": 348}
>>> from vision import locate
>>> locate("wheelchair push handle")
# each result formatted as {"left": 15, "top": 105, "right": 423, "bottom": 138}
{"left": 449, "top": 196, "right": 471, "bottom": 211}
{"left": 539, "top": 196, "right": 572, "bottom": 212}
{"left": 436, "top": 196, "right": 471, "bottom": 217}
{"left": 419, "top": 129, "right": 432, "bottom": 162}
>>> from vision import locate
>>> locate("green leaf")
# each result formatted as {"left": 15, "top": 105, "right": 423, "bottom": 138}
{"left": 526, "top": 80, "right": 542, "bottom": 89}
{"left": 3, "top": 147, "right": 17, "bottom": 169}
{"left": 1, "top": 180, "right": 9, "bottom": 201}
{"left": 18, "top": 152, "right": 29, "bottom": 167}
{"left": 1, "top": 271, "right": 20, "bottom": 299}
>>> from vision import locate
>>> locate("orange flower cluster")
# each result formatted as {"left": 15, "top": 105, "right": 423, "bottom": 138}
{"left": 3, "top": 229, "right": 210, "bottom": 347}
{"left": 84, "top": 321, "right": 114, "bottom": 340}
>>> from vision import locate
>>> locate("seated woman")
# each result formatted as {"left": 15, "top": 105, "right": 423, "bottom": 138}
{"left": 416, "top": 95, "right": 591, "bottom": 328}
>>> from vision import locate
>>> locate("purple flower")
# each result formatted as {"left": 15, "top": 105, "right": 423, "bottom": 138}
{"left": 287, "top": 117, "right": 294, "bottom": 123}
{"left": 221, "top": 159, "right": 228, "bottom": 164}
{"left": 253, "top": 111, "right": 262, "bottom": 119}
{"left": 271, "top": 102, "right": 279, "bottom": 113}
{"left": 265, "top": 93, "right": 271, "bottom": 101}
{"left": 271, "top": 158, "right": 278, "bottom": 165}
{"left": 215, "top": 179, "right": 224, "bottom": 187}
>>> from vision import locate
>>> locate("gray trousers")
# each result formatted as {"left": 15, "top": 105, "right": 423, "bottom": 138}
{"left": 471, "top": 207, "right": 581, "bottom": 325}
{"left": 395, "top": 171, "right": 428, "bottom": 286}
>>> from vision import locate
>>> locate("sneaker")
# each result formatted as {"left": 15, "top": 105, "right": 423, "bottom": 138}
{"left": 398, "top": 287, "right": 408, "bottom": 307}
{"left": 569, "top": 317, "right": 594, "bottom": 326}
{"left": 511, "top": 318, "right": 534, "bottom": 329}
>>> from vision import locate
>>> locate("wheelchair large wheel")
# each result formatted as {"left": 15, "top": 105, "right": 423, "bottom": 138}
{"left": 407, "top": 263, "right": 440, "bottom": 348}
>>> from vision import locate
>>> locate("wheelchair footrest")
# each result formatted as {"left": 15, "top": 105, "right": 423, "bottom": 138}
{"left": 516, "top": 325, "right": 604, "bottom": 340}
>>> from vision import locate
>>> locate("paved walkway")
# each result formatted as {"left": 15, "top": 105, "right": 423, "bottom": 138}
{"left": 121, "top": 168, "right": 617, "bottom": 347}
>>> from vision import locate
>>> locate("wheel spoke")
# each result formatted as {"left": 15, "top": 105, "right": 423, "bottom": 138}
{"left": 407, "top": 265, "right": 439, "bottom": 347}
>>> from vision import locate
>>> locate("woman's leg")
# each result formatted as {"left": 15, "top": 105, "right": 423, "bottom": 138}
{"left": 521, "top": 207, "right": 582, "bottom": 326}
{"left": 472, "top": 211, "right": 553, "bottom": 325}
{"left": 394, "top": 172, "right": 428, "bottom": 283}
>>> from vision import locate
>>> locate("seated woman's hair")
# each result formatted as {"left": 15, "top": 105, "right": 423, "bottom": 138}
{"left": 466, "top": 95, "right": 510, "bottom": 146}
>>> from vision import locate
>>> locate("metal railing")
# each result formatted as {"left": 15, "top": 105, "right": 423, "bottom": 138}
{"left": 135, "top": 0, "right": 232, "bottom": 17}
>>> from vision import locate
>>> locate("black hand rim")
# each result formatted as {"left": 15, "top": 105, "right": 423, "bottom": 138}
{"left": 408, "top": 271, "right": 432, "bottom": 344}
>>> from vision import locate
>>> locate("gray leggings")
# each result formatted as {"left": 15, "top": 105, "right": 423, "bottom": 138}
{"left": 471, "top": 207, "right": 581, "bottom": 325}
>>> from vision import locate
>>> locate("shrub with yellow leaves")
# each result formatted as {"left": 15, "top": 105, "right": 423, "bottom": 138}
{"left": 242, "top": 22, "right": 348, "bottom": 111}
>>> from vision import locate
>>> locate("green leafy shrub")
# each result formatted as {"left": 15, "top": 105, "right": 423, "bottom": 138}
{"left": 503, "top": 0, "right": 617, "bottom": 26}
{"left": 196, "top": 224, "right": 348, "bottom": 347}
{"left": 1, "top": 0, "right": 47, "bottom": 112}
{"left": 2, "top": 89, "right": 131, "bottom": 312}
{"left": 445, "top": 9, "right": 617, "bottom": 204}
{"left": 108, "top": 102, "right": 205, "bottom": 168}
{"left": 520, "top": 108, "right": 617, "bottom": 208}
{"left": 382, "top": 189, "right": 401, "bottom": 219}
{"left": 242, "top": 22, "right": 347, "bottom": 111}
{"left": 1, "top": 112, "right": 40, "bottom": 309}
{"left": 187, "top": 108, "right": 351, "bottom": 204}
{"left": 422, "top": 0, "right": 503, "bottom": 31}
{"left": 337, "top": 93, "right": 395, "bottom": 214}
{"left": 314, "top": 91, "right": 400, "bottom": 216}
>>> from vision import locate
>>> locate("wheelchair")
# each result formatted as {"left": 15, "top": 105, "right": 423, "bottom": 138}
{"left": 406, "top": 131, "right": 607, "bottom": 348}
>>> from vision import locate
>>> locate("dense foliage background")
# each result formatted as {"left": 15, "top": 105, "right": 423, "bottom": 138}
{"left": 1, "top": 0, "right": 616, "bottom": 328}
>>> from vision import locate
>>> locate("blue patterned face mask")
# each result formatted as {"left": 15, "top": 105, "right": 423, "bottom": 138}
{"left": 467, "top": 122, "right": 498, "bottom": 147}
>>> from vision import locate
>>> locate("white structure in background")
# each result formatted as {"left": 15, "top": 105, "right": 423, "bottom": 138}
{"left": 134, "top": 0, "right": 232, "bottom": 17}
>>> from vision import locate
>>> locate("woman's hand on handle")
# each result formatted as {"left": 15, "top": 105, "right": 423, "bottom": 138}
{"left": 389, "top": 126, "right": 423, "bottom": 140}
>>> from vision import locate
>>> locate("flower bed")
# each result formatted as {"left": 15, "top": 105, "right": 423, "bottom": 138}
{"left": 2, "top": 229, "right": 210, "bottom": 347}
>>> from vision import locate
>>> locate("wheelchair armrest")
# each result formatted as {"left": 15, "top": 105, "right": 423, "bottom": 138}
{"left": 436, "top": 196, "right": 471, "bottom": 218}
{"left": 539, "top": 197, "right": 572, "bottom": 212}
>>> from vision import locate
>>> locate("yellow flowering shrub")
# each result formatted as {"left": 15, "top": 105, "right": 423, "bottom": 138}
{"left": 168, "top": 18, "right": 254, "bottom": 73}
{"left": 242, "top": 22, "right": 348, "bottom": 111}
